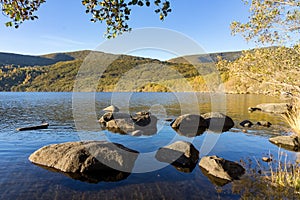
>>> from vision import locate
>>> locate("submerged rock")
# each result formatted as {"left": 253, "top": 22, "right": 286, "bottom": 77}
{"left": 239, "top": 120, "right": 254, "bottom": 128}
{"left": 249, "top": 103, "right": 292, "bottom": 114}
{"left": 155, "top": 141, "right": 199, "bottom": 173}
{"left": 29, "top": 141, "right": 139, "bottom": 173}
{"left": 199, "top": 155, "right": 245, "bottom": 182}
{"left": 170, "top": 114, "right": 207, "bottom": 137}
{"left": 202, "top": 112, "right": 234, "bottom": 132}
{"left": 269, "top": 135, "right": 300, "bottom": 151}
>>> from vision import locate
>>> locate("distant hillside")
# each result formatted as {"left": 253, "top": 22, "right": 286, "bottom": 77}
{"left": 0, "top": 52, "right": 73, "bottom": 67}
{"left": 1, "top": 47, "right": 297, "bottom": 94}
{"left": 168, "top": 51, "right": 242, "bottom": 64}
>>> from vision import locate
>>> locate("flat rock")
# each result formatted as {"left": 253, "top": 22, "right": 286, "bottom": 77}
{"left": 269, "top": 135, "right": 300, "bottom": 151}
{"left": 155, "top": 141, "right": 199, "bottom": 172}
{"left": 202, "top": 112, "right": 234, "bottom": 132}
{"left": 29, "top": 141, "right": 139, "bottom": 173}
{"left": 199, "top": 155, "right": 245, "bottom": 181}
{"left": 250, "top": 103, "right": 292, "bottom": 114}
{"left": 170, "top": 114, "right": 207, "bottom": 137}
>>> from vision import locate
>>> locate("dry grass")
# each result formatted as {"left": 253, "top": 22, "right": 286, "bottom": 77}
{"left": 232, "top": 151, "right": 300, "bottom": 199}
{"left": 268, "top": 151, "right": 300, "bottom": 191}
{"left": 282, "top": 101, "right": 300, "bottom": 136}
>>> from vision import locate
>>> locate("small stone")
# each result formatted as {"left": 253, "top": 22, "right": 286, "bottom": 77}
{"left": 256, "top": 121, "right": 272, "bottom": 127}
{"left": 240, "top": 120, "right": 253, "bottom": 127}
{"left": 262, "top": 157, "right": 272, "bottom": 162}
{"left": 131, "top": 130, "right": 143, "bottom": 136}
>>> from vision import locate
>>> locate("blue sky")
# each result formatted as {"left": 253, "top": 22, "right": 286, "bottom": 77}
{"left": 0, "top": 0, "right": 259, "bottom": 59}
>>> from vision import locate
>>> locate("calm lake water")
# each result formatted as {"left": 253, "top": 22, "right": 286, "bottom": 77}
{"left": 0, "top": 92, "right": 297, "bottom": 200}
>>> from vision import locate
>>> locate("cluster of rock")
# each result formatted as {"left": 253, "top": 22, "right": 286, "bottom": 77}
{"left": 245, "top": 103, "right": 300, "bottom": 151}
{"left": 28, "top": 102, "right": 300, "bottom": 187}
{"left": 29, "top": 140, "right": 245, "bottom": 186}
{"left": 170, "top": 112, "right": 235, "bottom": 137}
{"left": 239, "top": 120, "right": 272, "bottom": 128}
{"left": 99, "top": 105, "right": 157, "bottom": 136}
{"left": 99, "top": 105, "right": 235, "bottom": 137}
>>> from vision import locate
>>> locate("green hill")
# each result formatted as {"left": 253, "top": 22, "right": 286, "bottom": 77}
{"left": 168, "top": 51, "right": 242, "bottom": 64}
{"left": 1, "top": 47, "right": 298, "bottom": 94}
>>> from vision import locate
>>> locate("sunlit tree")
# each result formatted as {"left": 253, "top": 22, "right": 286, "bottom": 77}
{"left": 0, "top": 0, "right": 171, "bottom": 38}
{"left": 231, "top": 0, "right": 300, "bottom": 45}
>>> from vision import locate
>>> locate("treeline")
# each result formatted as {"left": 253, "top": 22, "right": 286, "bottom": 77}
{"left": 0, "top": 47, "right": 298, "bottom": 94}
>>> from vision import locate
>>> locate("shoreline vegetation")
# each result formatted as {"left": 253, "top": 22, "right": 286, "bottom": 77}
{"left": 0, "top": 46, "right": 298, "bottom": 95}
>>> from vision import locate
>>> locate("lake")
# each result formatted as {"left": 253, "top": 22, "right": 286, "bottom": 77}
{"left": 0, "top": 92, "right": 297, "bottom": 199}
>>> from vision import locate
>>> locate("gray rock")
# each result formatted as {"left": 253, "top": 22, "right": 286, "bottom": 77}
{"left": 98, "top": 112, "right": 131, "bottom": 124}
{"left": 106, "top": 119, "right": 135, "bottom": 133}
{"left": 99, "top": 111, "right": 157, "bottom": 135}
{"left": 202, "top": 112, "right": 234, "bottom": 132}
{"left": 29, "top": 141, "right": 139, "bottom": 173}
{"left": 170, "top": 114, "right": 207, "bottom": 137}
{"left": 155, "top": 141, "right": 199, "bottom": 172}
{"left": 269, "top": 135, "right": 300, "bottom": 151}
{"left": 240, "top": 120, "right": 254, "bottom": 127}
{"left": 199, "top": 155, "right": 245, "bottom": 181}
{"left": 256, "top": 121, "right": 272, "bottom": 127}
{"left": 131, "top": 112, "right": 157, "bottom": 129}
{"left": 103, "top": 105, "right": 119, "bottom": 113}
{"left": 249, "top": 103, "right": 292, "bottom": 114}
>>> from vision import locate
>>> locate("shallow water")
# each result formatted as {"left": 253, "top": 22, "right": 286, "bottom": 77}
{"left": 0, "top": 92, "right": 296, "bottom": 200}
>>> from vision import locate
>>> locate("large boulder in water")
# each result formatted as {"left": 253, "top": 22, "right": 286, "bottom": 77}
{"left": 155, "top": 141, "right": 199, "bottom": 172}
{"left": 201, "top": 112, "right": 234, "bottom": 132}
{"left": 29, "top": 141, "right": 139, "bottom": 173}
{"left": 199, "top": 155, "right": 245, "bottom": 182}
{"left": 269, "top": 135, "right": 300, "bottom": 151}
{"left": 170, "top": 114, "right": 207, "bottom": 137}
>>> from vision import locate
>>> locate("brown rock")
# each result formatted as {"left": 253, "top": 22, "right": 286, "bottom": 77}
{"left": 29, "top": 141, "right": 139, "bottom": 173}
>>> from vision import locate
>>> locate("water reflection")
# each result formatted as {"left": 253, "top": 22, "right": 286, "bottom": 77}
{"left": 200, "top": 167, "right": 231, "bottom": 187}
{"left": 36, "top": 164, "right": 130, "bottom": 184}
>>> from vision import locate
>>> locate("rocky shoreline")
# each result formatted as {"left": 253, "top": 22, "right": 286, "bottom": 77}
{"left": 28, "top": 103, "right": 299, "bottom": 186}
